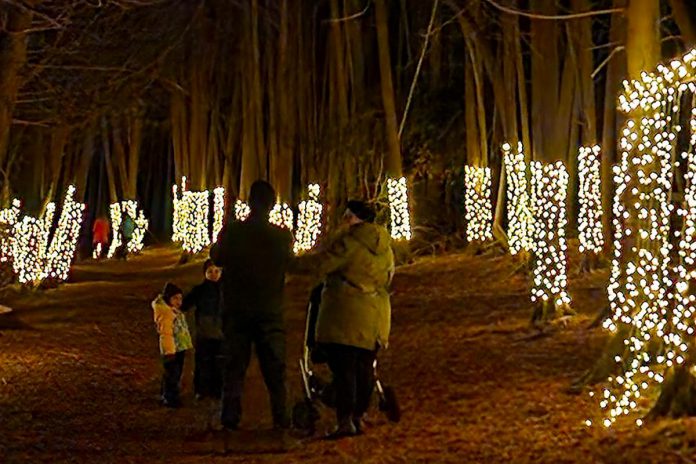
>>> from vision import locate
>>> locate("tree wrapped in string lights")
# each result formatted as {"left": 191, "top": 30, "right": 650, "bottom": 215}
{"left": 171, "top": 177, "right": 211, "bottom": 254}
{"left": 180, "top": 191, "right": 210, "bottom": 254}
{"left": 578, "top": 145, "right": 604, "bottom": 257}
{"left": 269, "top": 203, "right": 294, "bottom": 230}
{"left": 0, "top": 198, "right": 21, "bottom": 264}
{"left": 387, "top": 177, "right": 412, "bottom": 241}
{"left": 584, "top": 49, "right": 696, "bottom": 427}
{"left": 464, "top": 166, "right": 493, "bottom": 243}
{"left": 11, "top": 216, "right": 46, "bottom": 284}
{"left": 212, "top": 187, "right": 225, "bottom": 243}
{"left": 529, "top": 160, "right": 572, "bottom": 322}
{"left": 45, "top": 185, "right": 85, "bottom": 282}
{"left": 106, "top": 200, "right": 148, "bottom": 258}
{"left": 502, "top": 142, "right": 533, "bottom": 255}
{"left": 294, "top": 184, "right": 323, "bottom": 254}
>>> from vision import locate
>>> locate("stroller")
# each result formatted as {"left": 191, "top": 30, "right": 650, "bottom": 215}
{"left": 292, "top": 284, "right": 400, "bottom": 433}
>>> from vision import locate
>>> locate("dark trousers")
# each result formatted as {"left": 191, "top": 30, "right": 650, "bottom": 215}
{"left": 161, "top": 351, "right": 186, "bottom": 404}
{"left": 221, "top": 319, "right": 288, "bottom": 429}
{"left": 324, "top": 343, "right": 377, "bottom": 425}
{"left": 194, "top": 338, "right": 223, "bottom": 399}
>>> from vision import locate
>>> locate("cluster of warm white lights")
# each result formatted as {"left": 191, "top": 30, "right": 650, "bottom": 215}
{"left": 92, "top": 243, "right": 103, "bottom": 260}
{"left": 124, "top": 200, "right": 148, "bottom": 254}
{"left": 180, "top": 191, "right": 210, "bottom": 254}
{"left": 11, "top": 216, "right": 45, "bottom": 284}
{"left": 233, "top": 198, "right": 295, "bottom": 231}
{"left": 105, "top": 200, "right": 148, "bottom": 258}
{"left": 578, "top": 145, "right": 604, "bottom": 254}
{"left": 530, "top": 161, "right": 571, "bottom": 307}
{"left": 387, "top": 177, "right": 412, "bottom": 241}
{"left": 44, "top": 186, "right": 85, "bottom": 281}
{"left": 212, "top": 187, "right": 225, "bottom": 243}
{"left": 171, "top": 177, "right": 212, "bottom": 254}
{"left": 10, "top": 202, "right": 54, "bottom": 284}
{"left": 6, "top": 188, "right": 83, "bottom": 285}
{"left": 294, "top": 184, "right": 323, "bottom": 254}
{"left": 269, "top": 203, "right": 294, "bottom": 230}
{"left": 235, "top": 199, "right": 250, "bottom": 222}
{"left": 106, "top": 202, "right": 123, "bottom": 258}
{"left": 0, "top": 198, "right": 21, "bottom": 263}
{"left": 464, "top": 166, "right": 493, "bottom": 242}
{"left": 172, "top": 180, "right": 184, "bottom": 243}
{"left": 502, "top": 142, "right": 534, "bottom": 254}
{"left": 587, "top": 48, "right": 696, "bottom": 428}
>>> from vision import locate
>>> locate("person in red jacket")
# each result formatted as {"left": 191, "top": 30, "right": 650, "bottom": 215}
{"left": 92, "top": 217, "right": 110, "bottom": 259}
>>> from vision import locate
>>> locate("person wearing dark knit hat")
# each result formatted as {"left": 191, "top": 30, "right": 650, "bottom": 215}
{"left": 152, "top": 282, "right": 193, "bottom": 408}
{"left": 293, "top": 199, "right": 394, "bottom": 439}
{"left": 345, "top": 200, "right": 376, "bottom": 224}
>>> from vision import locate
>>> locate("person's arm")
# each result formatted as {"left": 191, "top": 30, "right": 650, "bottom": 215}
{"left": 210, "top": 222, "right": 234, "bottom": 266}
{"left": 293, "top": 231, "right": 355, "bottom": 280}
{"left": 154, "top": 304, "right": 176, "bottom": 355}
{"left": 181, "top": 285, "right": 200, "bottom": 313}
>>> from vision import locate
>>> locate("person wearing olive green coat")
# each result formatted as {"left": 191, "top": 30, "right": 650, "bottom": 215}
{"left": 297, "top": 200, "right": 394, "bottom": 439}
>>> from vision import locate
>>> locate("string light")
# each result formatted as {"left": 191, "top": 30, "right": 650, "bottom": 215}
{"left": 578, "top": 145, "right": 604, "bottom": 254}
{"left": 294, "top": 184, "right": 323, "bottom": 254}
{"left": 387, "top": 177, "right": 412, "bottom": 241}
{"left": 93, "top": 243, "right": 103, "bottom": 260}
{"left": 11, "top": 216, "right": 45, "bottom": 284}
{"left": 106, "top": 202, "right": 123, "bottom": 258}
{"left": 234, "top": 199, "right": 250, "bottom": 222}
{"left": 180, "top": 190, "right": 210, "bottom": 254}
{"left": 0, "top": 198, "right": 21, "bottom": 263}
{"left": 530, "top": 161, "right": 571, "bottom": 308}
{"left": 45, "top": 185, "right": 85, "bottom": 282}
{"left": 127, "top": 206, "right": 148, "bottom": 254}
{"left": 269, "top": 203, "right": 294, "bottom": 230}
{"left": 464, "top": 166, "right": 493, "bottom": 242}
{"left": 502, "top": 142, "right": 534, "bottom": 254}
{"left": 170, "top": 177, "right": 210, "bottom": 254}
{"left": 172, "top": 182, "right": 182, "bottom": 242}
{"left": 212, "top": 187, "right": 225, "bottom": 243}
{"left": 234, "top": 196, "right": 295, "bottom": 231}
{"left": 588, "top": 48, "right": 696, "bottom": 427}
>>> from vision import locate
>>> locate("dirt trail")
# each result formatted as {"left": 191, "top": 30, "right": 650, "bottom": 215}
{"left": 0, "top": 247, "right": 694, "bottom": 463}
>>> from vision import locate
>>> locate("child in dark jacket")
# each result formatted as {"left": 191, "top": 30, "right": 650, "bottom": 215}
{"left": 183, "top": 259, "right": 224, "bottom": 400}
{"left": 152, "top": 282, "right": 193, "bottom": 408}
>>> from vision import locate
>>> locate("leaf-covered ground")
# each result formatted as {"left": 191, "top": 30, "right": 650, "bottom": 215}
{"left": 1, "top": 246, "right": 695, "bottom": 463}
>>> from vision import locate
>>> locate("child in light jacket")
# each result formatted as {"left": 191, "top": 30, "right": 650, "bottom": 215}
{"left": 152, "top": 282, "right": 193, "bottom": 408}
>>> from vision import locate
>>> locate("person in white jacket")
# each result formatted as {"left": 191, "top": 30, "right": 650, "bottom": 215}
{"left": 152, "top": 282, "right": 193, "bottom": 408}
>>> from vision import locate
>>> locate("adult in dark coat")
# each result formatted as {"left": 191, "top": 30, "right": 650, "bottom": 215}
{"left": 210, "top": 180, "right": 293, "bottom": 430}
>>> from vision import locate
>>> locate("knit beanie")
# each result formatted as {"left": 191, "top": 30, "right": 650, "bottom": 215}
{"left": 346, "top": 200, "right": 376, "bottom": 223}
{"left": 162, "top": 282, "right": 183, "bottom": 304}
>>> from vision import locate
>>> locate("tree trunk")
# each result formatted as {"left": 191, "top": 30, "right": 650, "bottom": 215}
{"left": 374, "top": 0, "right": 403, "bottom": 177}
{"left": 601, "top": 1, "right": 626, "bottom": 249}
{"left": 530, "top": 0, "right": 559, "bottom": 162}
{"left": 0, "top": 3, "right": 34, "bottom": 206}
{"left": 668, "top": 0, "right": 696, "bottom": 47}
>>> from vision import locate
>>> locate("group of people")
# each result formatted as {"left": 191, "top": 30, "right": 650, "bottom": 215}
{"left": 91, "top": 211, "right": 135, "bottom": 259}
{"left": 151, "top": 180, "right": 395, "bottom": 440}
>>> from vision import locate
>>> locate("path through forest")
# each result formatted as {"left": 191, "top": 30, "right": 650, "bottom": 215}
{"left": 1, "top": 247, "right": 695, "bottom": 463}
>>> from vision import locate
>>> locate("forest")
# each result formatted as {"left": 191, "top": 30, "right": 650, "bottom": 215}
{"left": 3, "top": 0, "right": 696, "bottom": 462}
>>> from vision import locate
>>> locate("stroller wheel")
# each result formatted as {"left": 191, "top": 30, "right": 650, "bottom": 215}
{"left": 378, "top": 386, "right": 401, "bottom": 423}
{"left": 292, "top": 399, "right": 319, "bottom": 433}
